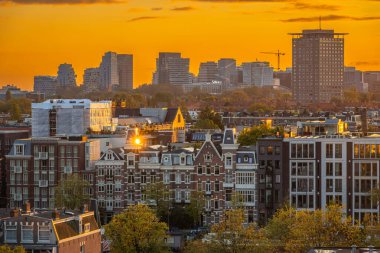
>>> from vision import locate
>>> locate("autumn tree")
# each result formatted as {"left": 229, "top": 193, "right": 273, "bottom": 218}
{"left": 265, "top": 204, "right": 366, "bottom": 253}
{"left": 0, "top": 245, "right": 26, "bottom": 253}
{"left": 105, "top": 204, "right": 169, "bottom": 253}
{"left": 54, "top": 173, "right": 90, "bottom": 210}
{"left": 194, "top": 106, "right": 223, "bottom": 130}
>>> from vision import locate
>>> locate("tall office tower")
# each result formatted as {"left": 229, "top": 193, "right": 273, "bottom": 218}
{"left": 99, "top": 51, "right": 119, "bottom": 91}
{"left": 242, "top": 62, "right": 274, "bottom": 86}
{"left": 290, "top": 29, "right": 346, "bottom": 104}
{"left": 344, "top": 67, "right": 366, "bottom": 92}
{"left": 57, "top": 63, "right": 77, "bottom": 87}
{"left": 198, "top": 61, "right": 219, "bottom": 83}
{"left": 33, "top": 76, "right": 58, "bottom": 97}
{"left": 152, "top": 52, "right": 191, "bottom": 85}
{"left": 218, "top": 58, "right": 237, "bottom": 86}
{"left": 117, "top": 54, "right": 133, "bottom": 90}
{"left": 83, "top": 68, "right": 101, "bottom": 92}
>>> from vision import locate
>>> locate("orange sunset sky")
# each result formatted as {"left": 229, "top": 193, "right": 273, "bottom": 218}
{"left": 0, "top": 0, "right": 379, "bottom": 90}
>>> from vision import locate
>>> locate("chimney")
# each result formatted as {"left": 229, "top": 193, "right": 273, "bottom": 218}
{"left": 23, "top": 201, "right": 31, "bottom": 214}
{"left": 10, "top": 208, "right": 19, "bottom": 217}
{"left": 81, "top": 204, "right": 88, "bottom": 214}
{"left": 52, "top": 209, "right": 60, "bottom": 220}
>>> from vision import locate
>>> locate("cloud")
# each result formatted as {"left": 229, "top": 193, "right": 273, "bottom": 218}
{"left": 127, "top": 16, "right": 161, "bottom": 22}
{"left": 281, "top": 15, "right": 380, "bottom": 22}
{"left": 288, "top": 2, "right": 341, "bottom": 11}
{"left": 151, "top": 7, "right": 163, "bottom": 11}
{"left": 0, "top": 0, "right": 120, "bottom": 4}
{"left": 171, "top": 6, "right": 195, "bottom": 11}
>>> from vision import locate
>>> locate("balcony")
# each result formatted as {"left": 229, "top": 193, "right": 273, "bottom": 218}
{"left": 39, "top": 152, "right": 48, "bottom": 160}
{"left": 106, "top": 206, "right": 113, "bottom": 211}
{"left": 39, "top": 180, "right": 48, "bottom": 187}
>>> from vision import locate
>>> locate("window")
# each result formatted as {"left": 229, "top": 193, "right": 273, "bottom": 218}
{"left": 326, "top": 144, "right": 333, "bottom": 158}
{"left": 128, "top": 174, "right": 134, "bottom": 183}
{"left": 214, "top": 166, "right": 220, "bottom": 175}
{"left": 5, "top": 224, "right": 17, "bottom": 242}
{"left": 15, "top": 144, "right": 24, "bottom": 155}
{"left": 22, "top": 225, "right": 33, "bottom": 242}
{"left": 335, "top": 144, "right": 342, "bottom": 158}
{"left": 267, "top": 146, "right": 273, "bottom": 155}
{"left": 206, "top": 180, "right": 211, "bottom": 193}
{"left": 175, "top": 173, "right": 181, "bottom": 184}
{"left": 275, "top": 146, "right": 281, "bottom": 155}
{"left": 38, "top": 225, "right": 50, "bottom": 241}
{"left": 197, "top": 166, "right": 202, "bottom": 175}
{"left": 206, "top": 165, "right": 211, "bottom": 175}
{"left": 141, "top": 173, "right": 146, "bottom": 184}
{"left": 185, "top": 174, "right": 190, "bottom": 184}
{"left": 215, "top": 181, "right": 220, "bottom": 192}
{"left": 204, "top": 154, "right": 212, "bottom": 162}
{"left": 225, "top": 156, "right": 232, "bottom": 166}
{"left": 164, "top": 173, "right": 170, "bottom": 184}
{"left": 115, "top": 181, "right": 122, "bottom": 192}
{"left": 214, "top": 199, "right": 219, "bottom": 209}
{"left": 259, "top": 146, "right": 265, "bottom": 155}
{"left": 128, "top": 159, "right": 134, "bottom": 166}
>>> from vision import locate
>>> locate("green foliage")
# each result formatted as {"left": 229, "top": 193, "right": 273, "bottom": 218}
{"left": 194, "top": 107, "right": 223, "bottom": 130}
{"left": 0, "top": 98, "right": 31, "bottom": 117}
{"left": 54, "top": 173, "right": 90, "bottom": 210}
{"left": 237, "top": 125, "right": 282, "bottom": 146}
{"left": 185, "top": 190, "right": 205, "bottom": 227}
{"left": 0, "top": 245, "right": 26, "bottom": 253}
{"left": 143, "top": 182, "right": 170, "bottom": 221}
{"left": 105, "top": 204, "right": 169, "bottom": 253}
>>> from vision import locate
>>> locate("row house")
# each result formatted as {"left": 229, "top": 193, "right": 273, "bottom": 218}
{"left": 256, "top": 137, "right": 284, "bottom": 225}
{"left": 0, "top": 203, "right": 101, "bottom": 253}
{"left": 283, "top": 135, "right": 380, "bottom": 224}
{"left": 5, "top": 136, "right": 90, "bottom": 210}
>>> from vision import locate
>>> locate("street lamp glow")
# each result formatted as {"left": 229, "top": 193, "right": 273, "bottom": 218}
{"left": 134, "top": 138, "right": 141, "bottom": 145}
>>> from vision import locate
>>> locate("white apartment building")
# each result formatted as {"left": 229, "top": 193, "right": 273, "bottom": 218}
{"left": 242, "top": 62, "right": 274, "bottom": 86}
{"left": 32, "top": 99, "right": 112, "bottom": 137}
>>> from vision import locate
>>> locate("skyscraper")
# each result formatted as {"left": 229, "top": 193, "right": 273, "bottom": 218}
{"left": 117, "top": 54, "right": 133, "bottom": 90}
{"left": 152, "top": 52, "right": 191, "bottom": 85}
{"left": 218, "top": 58, "right": 237, "bottom": 86}
{"left": 57, "top": 63, "right": 77, "bottom": 87}
{"left": 242, "top": 62, "right": 274, "bottom": 86}
{"left": 99, "top": 51, "right": 119, "bottom": 91}
{"left": 290, "top": 29, "right": 346, "bottom": 104}
{"left": 83, "top": 68, "right": 101, "bottom": 92}
{"left": 198, "top": 61, "right": 218, "bottom": 83}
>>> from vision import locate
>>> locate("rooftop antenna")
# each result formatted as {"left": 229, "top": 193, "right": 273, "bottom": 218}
{"left": 319, "top": 16, "right": 322, "bottom": 30}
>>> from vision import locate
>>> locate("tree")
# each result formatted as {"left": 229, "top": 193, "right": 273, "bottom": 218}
{"left": 104, "top": 204, "right": 169, "bottom": 253}
{"left": 143, "top": 182, "right": 170, "bottom": 222}
{"left": 265, "top": 204, "right": 366, "bottom": 253}
{"left": 54, "top": 173, "right": 90, "bottom": 210}
{"left": 9, "top": 103, "right": 21, "bottom": 121}
{"left": 210, "top": 209, "right": 273, "bottom": 253}
{"left": 237, "top": 125, "right": 282, "bottom": 146}
{"left": 185, "top": 190, "right": 205, "bottom": 227}
{"left": 194, "top": 107, "right": 223, "bottom": 130}
{"left": 0, "top": 245, "right": 26, "bottom": 253}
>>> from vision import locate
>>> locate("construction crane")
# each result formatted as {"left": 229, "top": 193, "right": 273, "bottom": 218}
{"left": 260, "top": 50, "right": 285, "bottom": 70}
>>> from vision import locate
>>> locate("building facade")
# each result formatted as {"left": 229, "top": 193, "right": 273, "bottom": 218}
{"left": 100, "top": 52, "right": 119, "bottom": 91}
{"left": 32, "top": 99, "right": 112, "bottom": 137}
{"left": 57, "top": 63, "right": 77, "bottom": 87}
{"left": 242, "top": 62, "right": 274, "bottom": 86}
{"left": 291, "top": 29, "right": 346, "bottom": 104}
{"left": 34, "top": 76, "right": 58, "bottom": 97}
{"left": 198, "top": 62, "right": 219, "bottom": 83}
{"left": 83, "top": 67, "right": 101, "bottom": 92}
{"left": 117, "top": 54, "right": 133, "bottom": 90}
{"left": 153, "top": 52, "right": 191, "bottom": 85}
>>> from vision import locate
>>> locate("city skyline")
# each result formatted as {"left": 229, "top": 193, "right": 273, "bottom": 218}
{"left": 0, "top": 0, "right": 379, "bottom": 90}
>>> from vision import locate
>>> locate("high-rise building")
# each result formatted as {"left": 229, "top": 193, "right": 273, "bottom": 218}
{"left": 99, "top": 51, "right": 119, "bottom": 91}
{"left": 117, "top": 54, "right": 133, "bottom": 90}
{"left": 198, "top": 61, "right": 218, "bottom": 83}
{"left": 32, "top": 99, "right": 112, "bottom": 137}
{"left": 290, "top": 29, "right": 346, "bottom": 104}
{"left": 344, "top": 67, "right": 366, "bottom": 92}
{"left": 83, "top": 68, "right": 101, "bottom": 92}
{"left": 364, "top": 71, "right": 380, "bottom": 95}
{"left": 242, "top": 62, "right": 274, "bottom": 86}
{"left": 33, "top": 76, "right": 58, "bottom": 97}
{"left": 57, "top": 63, "right": 77, "bottom": 87}
{"left": 152, "top": 52, "right": 191, "bottom": 85}
{"left": 218, "top": 58, "right": 237, "bottom": 86}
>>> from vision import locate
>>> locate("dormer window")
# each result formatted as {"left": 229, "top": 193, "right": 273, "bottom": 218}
{"left": 15, "top": 144, "right": 24, "bottom": 156}
{"left": 84, "top": 223, "right": 91, "bottom": 233}
{"left": 180, "top": 156, "right": 186, "bottom": 165}
{"left": 107, "top": 153, "right": 112, "bottom": 160}
{"left": 244, "top": 156, "right": 249, "bottom": 162}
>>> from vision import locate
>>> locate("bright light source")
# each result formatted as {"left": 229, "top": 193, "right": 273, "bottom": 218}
{"left": 134, "top": 138, "right": 141, "bottom": 145}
